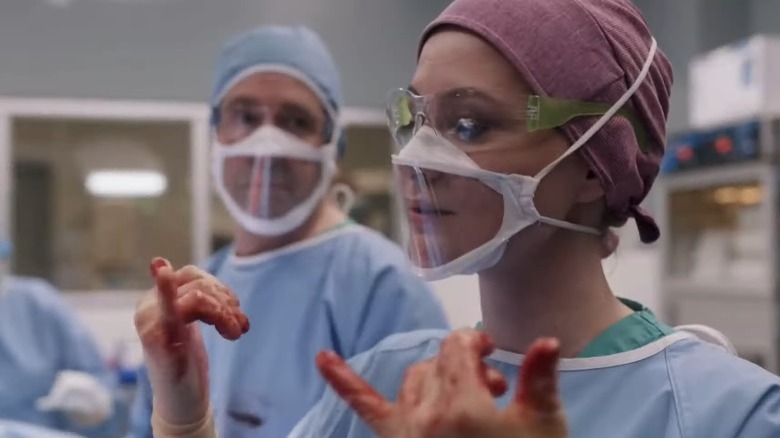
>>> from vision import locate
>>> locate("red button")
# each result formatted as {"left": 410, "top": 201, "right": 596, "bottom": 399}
{"left": 677, "top": 145, "right": 693, "bottom": 161}
{"left": 715, "top": 136, "right": 733, "bottom": 155}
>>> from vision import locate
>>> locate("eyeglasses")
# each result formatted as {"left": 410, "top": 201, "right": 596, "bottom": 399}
{"left": 386, "top": 87, "right": 650, "bottom": 152}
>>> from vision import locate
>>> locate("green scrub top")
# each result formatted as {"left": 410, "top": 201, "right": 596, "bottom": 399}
{"left": 475, "top": 298, "right": 674, "bottom": 358}
{"left": 577, "top": 298, "right": 674, "bottom": 358}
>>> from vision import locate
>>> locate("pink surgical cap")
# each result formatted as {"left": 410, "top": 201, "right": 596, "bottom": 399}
{"left": 420, "top": 0, "right": 674, "bottom": 243}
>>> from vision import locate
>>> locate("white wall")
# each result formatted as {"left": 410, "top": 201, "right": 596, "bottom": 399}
{"left": 0, "top": 0, "right": 450, "bottom": 108}
{"left": 64, "top": 291, "right": 144, "bottom": 366}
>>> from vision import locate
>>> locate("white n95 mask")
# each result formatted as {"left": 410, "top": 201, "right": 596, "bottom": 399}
{"left": 390, "top": 39, "right": 657, "bottom": 281}
{"left": 212, "top": 125, "right": 338, "bottom": 236}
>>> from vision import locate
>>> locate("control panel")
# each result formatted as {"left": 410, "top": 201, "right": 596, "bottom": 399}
{"left": 662, "top": 120, "right": 760, "bottom": 174}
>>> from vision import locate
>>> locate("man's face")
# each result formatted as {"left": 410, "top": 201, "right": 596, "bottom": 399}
{"left": 215, "top": 72, "right": 328, "bottom": 219}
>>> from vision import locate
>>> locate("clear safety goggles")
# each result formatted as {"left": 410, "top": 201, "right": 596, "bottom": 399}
{"left": 214, "top": 100, "right": 328, "bottom": 145}
{"left": 386, "top": 87, "right": 650, "bottom": 153}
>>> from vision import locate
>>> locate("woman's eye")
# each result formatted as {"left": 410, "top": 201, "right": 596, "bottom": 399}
{"left": 453, "top": 118, "right": 489, "bottom": 143}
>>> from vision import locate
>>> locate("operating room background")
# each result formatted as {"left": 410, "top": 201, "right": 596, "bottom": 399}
{"left": 0, "top": 0, "right": 777, "bottom": 364}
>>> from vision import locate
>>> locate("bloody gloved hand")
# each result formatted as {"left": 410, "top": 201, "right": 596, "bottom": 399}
{"left": 134, "top": 257, "right": 249, "bottom": 426}
{"left": 317, "top": 329, "right": 567, "bottom": 438}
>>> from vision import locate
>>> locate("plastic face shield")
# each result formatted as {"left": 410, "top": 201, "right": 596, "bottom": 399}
{"left": 393, "top": 157, "right": 508, "bottom": 271}
{"left": 386, "top": 87, "right": 647, "bottom": 275}
{"left": 212, "top": 101, "right": 336, "bottom": 236}
{"left": 219, "top": 146, "right": 324, "bottom": 222}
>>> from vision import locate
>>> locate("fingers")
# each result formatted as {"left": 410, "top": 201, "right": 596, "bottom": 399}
{"left": 316, "top": 351, "right": 395, "bottom": 435}
{"left": 176, "top": 278, "right": 248, "bottom": 338}
{"left": 174, "top": 265, "right": 239, "bottom": 308}
{"left": 173, "top": 264, "right": 207, "bottom": 283}
{"left": 150, "top": 257, "right": 173, "bottom": 277}
{"left": 436, "top": 329, "right": 495, "bottom": 390}
{"left": 482, "top": 364, "right": 509, "bottom": 397}
{"left": 397, "top": 361, "right": 433, "bottom": 407}
{"left": 515, "top": 338, "right": 561, "bottom": 414}
{"left": 150, "top": 258, "right": 184, "bottom": 347}
{"left": 173, "top": 265, "right": 247, "bottom": 335}
{"left": 167, "top": 263, "right": 232, "bottom": 303}
{"left": 151, "top": 258, "right": 176, "bottom": 316}
{"left": 176, "top": 288, "right": 247, "bottom": 340}
{"left": 147, "top": 257, "right": 249, "bottom": 343}
{"left": 234, "top": 311, "right": 250, "bottom": 336}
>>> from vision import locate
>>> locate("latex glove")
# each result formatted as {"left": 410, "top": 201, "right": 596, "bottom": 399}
{"left": 134, "top": 257, "right": 249, "bottom": 426}
{"left": 36, "top": 370, "right": 113, "bottom": 426}
{"left": 317, "top": 329, "right": 567, "bottom": 438}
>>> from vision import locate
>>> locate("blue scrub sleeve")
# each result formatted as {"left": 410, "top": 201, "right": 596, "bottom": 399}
{"left": 734, "top": 384, "right": 780, "bottom": 437}
{"left": 48, "top": 284, "right": 126, "bottom": 438}
{"left": 352, "top": 265, "right": 448, "bottom": 355}
{"left": 288, "top": 349, "right": 375, "bottom": 438}
{"left": 290, "top": 330, "right": 444, "bottom": 438}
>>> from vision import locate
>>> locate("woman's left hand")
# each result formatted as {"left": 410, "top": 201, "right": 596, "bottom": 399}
{"left": 316, "top": 328, "right": 567, "bottom": 438}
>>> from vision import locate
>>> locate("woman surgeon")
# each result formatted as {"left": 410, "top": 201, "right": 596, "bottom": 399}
{"left": 135, "top": 0, "right": 780, "bottom": 436}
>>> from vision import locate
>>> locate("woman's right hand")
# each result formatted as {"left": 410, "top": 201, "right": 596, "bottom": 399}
{"left": 134, "top": 257, "right": 250, "bottom": 426}
{"left": 318, "top": 329, "right": 566, "bottom": 438}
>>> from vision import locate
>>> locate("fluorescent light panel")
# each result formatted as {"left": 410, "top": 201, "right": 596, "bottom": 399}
{"left": 86, "top": 170, "right": 167, "bottom": 198}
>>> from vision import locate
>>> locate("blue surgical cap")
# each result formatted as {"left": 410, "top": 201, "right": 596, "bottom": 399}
{"left": 211, "top": 25, "right": 346, "bottom": 156}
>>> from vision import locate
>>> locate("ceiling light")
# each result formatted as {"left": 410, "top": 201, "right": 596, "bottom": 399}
{"left": 86, "top": 170, "right": 167, "bottom": 198}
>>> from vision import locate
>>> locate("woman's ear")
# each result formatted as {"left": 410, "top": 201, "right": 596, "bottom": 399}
{"left": 576, "top": 170, "right": 605, "bottom": 204}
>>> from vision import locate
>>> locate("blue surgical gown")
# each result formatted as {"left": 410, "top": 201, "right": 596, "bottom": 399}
{"left": 0, "top": 276, "right": 120, "bottom": 438}
{"left": 130, "top": 224, "right": 449, "bottom": 437}
{"left": 291, "top": 329, "right": 780, "bottom": 438}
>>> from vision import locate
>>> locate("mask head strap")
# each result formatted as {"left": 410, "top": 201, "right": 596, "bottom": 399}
{"left": 535, "top": 38, "right": 658, "bottom": 181}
